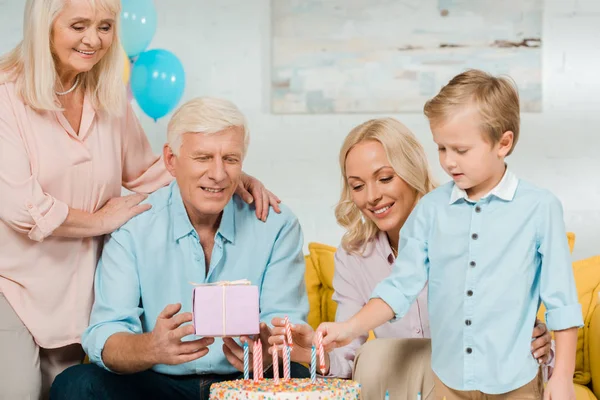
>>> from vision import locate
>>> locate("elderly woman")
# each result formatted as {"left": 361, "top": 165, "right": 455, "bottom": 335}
{"left": 0, "top": 1, "right": 278, "bottom": 398}
{"left": 270, "top": 118, "right": 553, "bottom": 400}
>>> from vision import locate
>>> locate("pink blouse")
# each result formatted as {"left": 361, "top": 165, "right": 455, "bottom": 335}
{"left": 0, "top": 81, "right": 172, "bottom": 348}
{"left": 328, "top": 231, "right": 430, "bottom": 378}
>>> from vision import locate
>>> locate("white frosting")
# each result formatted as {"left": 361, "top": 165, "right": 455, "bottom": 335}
{"left": 209, "top": 378, "right": 361, "bottom": 400}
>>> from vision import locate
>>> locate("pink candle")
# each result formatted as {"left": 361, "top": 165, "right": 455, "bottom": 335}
{"left": 283, "top": 341, "right": 291, "bottom": 381}
{"left": 272, "top": 344, "right": 279, "bottom": 383}
{"left": 284, "top": 316, "right": 293, "bottom": 348}
{"left": 257, "top": 339, "right": 263, "bottom": 379}
{"left": 316, "top": 331, "right": 326, "bottom": 374}
{"left": 253, "top": 340, "right": 260, "bottom": 382}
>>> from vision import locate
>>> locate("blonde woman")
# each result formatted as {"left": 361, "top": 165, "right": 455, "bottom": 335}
{"left": 0, "top": 1, "right": 277, "bottom": 398}
{"left": 269, "top": 118, "right": 552, "bottom": 400}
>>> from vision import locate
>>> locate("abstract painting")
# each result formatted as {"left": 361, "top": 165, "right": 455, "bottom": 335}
{"left": 271, "top": 0, "right": 542, "bottom": 113}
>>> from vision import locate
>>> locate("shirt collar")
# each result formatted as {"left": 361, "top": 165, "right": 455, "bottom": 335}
{"left": 170, "top": 181, "right": 236, "bottom": 243}
{"left": 375, "top": 231, "right": 395, "bottom": 265}
{"left": 449, "top": 167, "right": 519, "bottom": 204}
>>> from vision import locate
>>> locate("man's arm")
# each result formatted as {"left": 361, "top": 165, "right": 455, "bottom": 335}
{"left": 82, "top": 227, "right": 214, "bottom": 374}
{"left": 82, "top": 227, "right": 147, "bottom": 372}
{"left": 103, "top": 304, "right": 214, "bottom": 374}
{"left": 102, "top": 332, "right": 157, "bottom": 373}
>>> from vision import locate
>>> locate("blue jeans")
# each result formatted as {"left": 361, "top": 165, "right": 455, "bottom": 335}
{"left": 50, "top": 362, "right": 310, "bottom": 400}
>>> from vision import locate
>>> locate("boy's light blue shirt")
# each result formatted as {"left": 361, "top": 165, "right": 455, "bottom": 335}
{"left": 372, "top": 169, "right": 583, "bottom": 394}
{"left": 83, "top": 181, "right": 308, "bottom": 375}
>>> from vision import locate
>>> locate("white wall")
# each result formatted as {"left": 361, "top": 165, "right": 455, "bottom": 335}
{"left": 1, "top": 0, "right": 599, "bottom": 261}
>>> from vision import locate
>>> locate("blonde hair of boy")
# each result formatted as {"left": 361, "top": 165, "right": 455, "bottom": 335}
{"left": 167, "top": 97, "right": 249, "bottom": 157}
{"left": 335, "top": 118, "right": 437, "bottom": 255}
{"left": 423, "top": 69, "right": 520, "bottom": 155}
{"left": 0, "top": 0, "right": 125, "bottom": 115}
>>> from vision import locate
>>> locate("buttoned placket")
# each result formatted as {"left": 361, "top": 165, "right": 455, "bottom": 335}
{"left": 464, "top": 198, "right": 485, "bottom": 387}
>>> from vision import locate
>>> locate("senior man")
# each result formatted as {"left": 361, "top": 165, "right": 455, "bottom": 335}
{"left": 51, "top": 98, "right": 309, "bottom": 399}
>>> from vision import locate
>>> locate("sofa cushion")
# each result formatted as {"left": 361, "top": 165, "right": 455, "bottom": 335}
{"left": 305, "top": 242, "right": 337, "bottom": 330}
{"left": 537, "top": 254, "right": 600, "bottom": 386}
{"left": 574, "top": 383, "right": 597, "bottom": 400}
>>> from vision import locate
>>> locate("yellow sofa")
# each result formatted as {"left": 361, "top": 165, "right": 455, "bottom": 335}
{"left": 304, "top": 234, "right": 600, "bottom": 399}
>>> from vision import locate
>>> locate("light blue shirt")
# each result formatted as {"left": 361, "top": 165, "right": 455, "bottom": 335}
{"left": 83, "top": 181, "right": 308, "bottom": 375}
{"left": 372, "top": 170, "right": 583, "bottom": 394}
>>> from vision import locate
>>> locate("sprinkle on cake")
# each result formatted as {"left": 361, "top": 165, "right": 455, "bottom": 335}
{"left": 209, "top": 378, "right": 360, "bottom": 400}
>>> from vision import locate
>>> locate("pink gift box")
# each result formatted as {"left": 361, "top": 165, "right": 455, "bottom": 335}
{"left": 192, "top": 281, "right": 260, "bottom": 337}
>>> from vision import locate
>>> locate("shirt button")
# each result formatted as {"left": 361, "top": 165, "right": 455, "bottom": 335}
{"left": 469, "top": 261, "right": 476, "bottom": 267}
{"left": 466, "top": 347, "right": 473, "bottom": 354}
{"left": 475, "top": 206, "right": 481, "bottom": 213}
{"left": 26, "top": 203, "right": 33, "bottom": 209}
{"left": 465, "top": 319, "right": 472, "bottom": 326}
{"left": 471, "top": 233, "right": 478, "bottom": 240}
{"left": 467, "top": 290, "right": 473, "bottom": 297}
{"left": 416, "top": 328, "right": 421, "bottom": 334}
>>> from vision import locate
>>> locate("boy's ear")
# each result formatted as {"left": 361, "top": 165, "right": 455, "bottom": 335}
{"left": 498, "top": 130, "right": 514, "bottom": 157}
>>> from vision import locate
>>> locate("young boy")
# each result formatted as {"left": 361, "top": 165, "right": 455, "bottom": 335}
{"left": 318, "top": 70, "right": 583, "bottom": 399}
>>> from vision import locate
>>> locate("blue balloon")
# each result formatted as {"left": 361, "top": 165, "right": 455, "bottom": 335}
{"left": 130, "top": 49, "right": 185, "bottom": 121}
{"left": 120, "top": 0, "right": 157, "bottom": 58}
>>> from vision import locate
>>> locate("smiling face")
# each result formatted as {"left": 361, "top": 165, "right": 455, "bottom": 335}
{"left": 164, "top": 127, "right": 244, "bottom": 221}
{"left": 51, "top": 0, "right": 115, "bottom": 78}
{"left": 344, "top": 140, "right": 418, "bottom": 237}
{"left": 432, "top": 105, "right": 513, "bottom": 200}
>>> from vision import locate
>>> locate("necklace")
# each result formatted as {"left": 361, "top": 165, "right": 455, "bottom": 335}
{"left": 55, "top": 75, "right": 80, "bottom": 96}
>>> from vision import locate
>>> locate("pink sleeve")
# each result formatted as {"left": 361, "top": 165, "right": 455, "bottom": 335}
{"left": 120, "top": 103, "right": 173, "bottom": 193}
{"left": 325, "top": 250, "right": 370, "bottom": 378}
{"left": 0, "top": 87, "right": 68, "bottom": 242}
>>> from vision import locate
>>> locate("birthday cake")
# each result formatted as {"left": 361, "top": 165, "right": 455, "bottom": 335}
{"left": 209, "top": 378, "right": 360, "bottom": 400}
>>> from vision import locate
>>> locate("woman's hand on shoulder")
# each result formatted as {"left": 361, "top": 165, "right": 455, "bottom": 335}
{"left": 236, "top": 173, "right": 281, "bottom": 222}
{"left": 93, "top": 193, "right": 151, "bottom": 235}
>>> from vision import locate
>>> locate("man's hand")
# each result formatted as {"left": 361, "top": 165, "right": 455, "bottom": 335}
{"left": 268, "top": 318, "right": 315, "bottom": 365}
{"left": 223, "top": 322, "right": 272, "bottom": 372}
{"left": 236, "top": 173, "right": 281, "bottom": 222}
{"left": 149, "top": 303, "right": 214, "bottom": 365}
{"left": 531, "top": 319, "right": 552, "bottom": 364}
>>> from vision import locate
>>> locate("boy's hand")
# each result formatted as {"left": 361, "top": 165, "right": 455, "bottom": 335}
{"left": 544, "top": 375, "right": 576, "bottom": 400}
{"left": 316, "top": 321, "right": 356, "bottom": 352}
{"left": 269, "top": 318, "right": 315, "bottom": 364}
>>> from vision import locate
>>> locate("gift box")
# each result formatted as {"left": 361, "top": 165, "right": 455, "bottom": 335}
{"left": 192, "top": 279, "right": 260, "bottom": 337}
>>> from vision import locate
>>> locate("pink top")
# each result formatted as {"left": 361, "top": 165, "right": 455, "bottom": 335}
{"left": 328, "top": 231, "right": 430, "bottom": 378}
{"left": 0, "top": 81, "right": 172, "bottom": 348}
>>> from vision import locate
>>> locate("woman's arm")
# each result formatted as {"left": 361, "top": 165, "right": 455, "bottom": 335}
{"left": 324, "top": 251, "right": 373, "bottom": 378}
{"left": 52, "top": 193, "right": 151, "bottom": 238}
